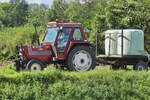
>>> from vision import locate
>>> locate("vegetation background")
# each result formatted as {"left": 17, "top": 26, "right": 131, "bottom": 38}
{"left": 0, "top": 0, "right": 150, "bottom": 99}
{"left": 0, "top": 0, "right": 150, "bottom": 60}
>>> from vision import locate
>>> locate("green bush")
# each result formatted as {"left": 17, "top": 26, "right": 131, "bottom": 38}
{"left": 0, "top": 25, "right": 45, "bottom": 60}
{"left": 0, "top": 64, "right": 150, "bottom": 99}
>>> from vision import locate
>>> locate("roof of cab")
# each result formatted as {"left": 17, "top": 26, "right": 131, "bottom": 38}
{"left": 47, "top": 22, "right": 82, "bottom": 27}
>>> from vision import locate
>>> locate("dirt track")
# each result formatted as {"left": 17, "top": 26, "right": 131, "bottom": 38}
{"left": 0, "top": 60, "right": 13, "bottom": 67}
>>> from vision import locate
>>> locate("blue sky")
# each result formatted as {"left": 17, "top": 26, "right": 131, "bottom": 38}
{"left": 0, "top": 0, "right": 53, "bottom": 7}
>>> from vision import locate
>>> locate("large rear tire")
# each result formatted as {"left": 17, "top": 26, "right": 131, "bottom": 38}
{"left": 67, "top": 46, "right": 96, "bottom": 71}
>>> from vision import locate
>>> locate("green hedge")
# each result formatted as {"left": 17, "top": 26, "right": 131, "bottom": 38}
{"left": 0, "top": 64, "right": 150, "bottom": 100}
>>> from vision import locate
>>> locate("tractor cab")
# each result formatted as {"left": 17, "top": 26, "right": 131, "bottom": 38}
{"left": 15, "top": 21, "right": 96, "bottom": 71}
{"left": 41, "top": 21, "right": 87, "bottom": 60}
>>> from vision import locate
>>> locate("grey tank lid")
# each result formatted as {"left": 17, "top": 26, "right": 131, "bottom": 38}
{"left": 105, "top": 29, "right": 143, "bottom": 34}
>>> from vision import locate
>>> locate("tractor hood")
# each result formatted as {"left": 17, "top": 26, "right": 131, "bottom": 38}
{"left": 19, "top": 45, "right": 52, "bottom": 60}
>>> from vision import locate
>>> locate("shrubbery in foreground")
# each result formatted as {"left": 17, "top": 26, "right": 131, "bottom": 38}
{"left": 0, "top": 64, "right": 150, "bottom": 100}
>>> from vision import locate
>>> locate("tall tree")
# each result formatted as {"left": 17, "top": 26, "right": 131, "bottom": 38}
{"left": 0, "top": 0, "right": 29, "bottom": 27}
{"left": 28, "top": 3, "right": 48, "bottom": 26}
{"left": 64, "top": 0, "right": 99, "bottom": 29}
{"left": 89, "top": 0, "right": 150, "bottom": 53}
{"left": 46, "top": 0, "right": 69, "bottom": 22}
{"left": 0, "top": 6, "right": 5, "bottom": 28}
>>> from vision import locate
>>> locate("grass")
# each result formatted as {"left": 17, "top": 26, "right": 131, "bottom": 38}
{"left": 0, "top": 63, "right": 150, "bottom": 100}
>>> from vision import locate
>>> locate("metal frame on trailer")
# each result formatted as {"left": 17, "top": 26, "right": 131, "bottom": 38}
{"left": 96, "top": 29, "right": 149, "bottom": 69}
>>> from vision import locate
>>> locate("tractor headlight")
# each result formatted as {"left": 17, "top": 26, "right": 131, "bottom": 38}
{"left": 19, "top": 52, "right": 23, "bottom": 56}
{"left": 19, "top": 48, "right": 23, "bottom": 52}
{"left": 19, "top": 47, "right": 23, "bottom": 57}
{"left": 19, "top": 49, "right": 24, "bottom": 60}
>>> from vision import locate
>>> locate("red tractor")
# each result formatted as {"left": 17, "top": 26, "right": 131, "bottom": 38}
{"left": 15, "top": 21, "right": 96, "bottom": 71}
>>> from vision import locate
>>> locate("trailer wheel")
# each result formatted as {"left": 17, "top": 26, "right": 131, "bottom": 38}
{"left": 110, "top": 65, "right": 119, "bottom": 70}
{"left": 27, "top": 59, "right": 44, "bottom": 71}
{"left": 121, "top": 65, "right": 127, "bottom": 70}
{"left": 67, "top": 46, "right": 96, "bottom": 71}
{"left": 134, "top": 61, "right": 148, "bottom": 71}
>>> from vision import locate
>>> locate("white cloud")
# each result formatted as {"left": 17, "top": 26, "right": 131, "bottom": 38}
{"left": 27, "top": 0, "right": 53, "bottom": 7}
{"left": 0, "top": 0, "right": 53, "bottom": 7}
{"left": 0, "top": 0, "right": 10, "bottom": 2}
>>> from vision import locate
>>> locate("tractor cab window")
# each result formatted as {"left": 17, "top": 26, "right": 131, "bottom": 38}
{"left": 73, "top": 28, "right": 84, "bottom": 40}
{"left": 57, "top": 28, "right": 72, "bottom": 55}
{"left": 44, "top": 28, "right": 58, "bottom": 42}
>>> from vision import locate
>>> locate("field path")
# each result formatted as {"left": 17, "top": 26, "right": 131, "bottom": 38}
{"left": 0, "top": 60, "right": 13, "bottom": 67}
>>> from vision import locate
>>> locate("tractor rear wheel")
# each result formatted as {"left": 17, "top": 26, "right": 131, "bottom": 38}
{"left": 67, "top": 46, "right": 96, "bottom": 71}
{"left": 27, "top": 59, "right": 44, "bottom": 71}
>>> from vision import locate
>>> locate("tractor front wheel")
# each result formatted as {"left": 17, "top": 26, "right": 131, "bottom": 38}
{"left": 27, "top": 59, "right": 44, "bottom": 71}
{"left": 67, "top": 46, "right": 96, "bottom": 71}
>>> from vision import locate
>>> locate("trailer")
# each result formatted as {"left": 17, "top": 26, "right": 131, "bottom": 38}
{"left": 96, "top": 29, "right": 150, "bottom": 71}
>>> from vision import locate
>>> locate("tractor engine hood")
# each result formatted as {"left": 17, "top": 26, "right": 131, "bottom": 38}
{"left": 19, "top": 45, "right": 52, "bottom": 60}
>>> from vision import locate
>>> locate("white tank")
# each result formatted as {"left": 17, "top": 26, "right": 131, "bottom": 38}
{"left": 105, "top": 29, "right": 148, "bottom": 56}
{"left": 105, "top": 30, "right": 120, "bottom": 55}
{"left": 110, "top": 33, "right": 118, "bottom": 55}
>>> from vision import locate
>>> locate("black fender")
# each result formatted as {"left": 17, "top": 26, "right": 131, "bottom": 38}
{"left": 26, "top": 59, "right": 45, "bottom": 70}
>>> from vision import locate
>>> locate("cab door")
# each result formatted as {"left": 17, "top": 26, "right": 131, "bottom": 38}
{"left": 56, "top": 28, "right": 73, "bottom": 57}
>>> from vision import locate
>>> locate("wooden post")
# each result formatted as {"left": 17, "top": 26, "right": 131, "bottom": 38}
{"left": 96, "top": 31, "right": 98, "bottom": 56}
{"left": 109, "top": 34, "right": 111, "bottom": 56}
{"left": 121, "top": 29, "right": 123, "bottom": 57}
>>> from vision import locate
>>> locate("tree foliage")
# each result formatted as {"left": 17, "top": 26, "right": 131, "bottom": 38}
{"left": 0, "top": 0, "right": 29, "bottom": 27}
{"left": 0, "top": 0, "right": 150, "bottom": 59}
{"left": 90, "top": 0, "right": 150, "bottom": 54}
{"left": 46, "top": 0, "right": 69, "bottom": 22}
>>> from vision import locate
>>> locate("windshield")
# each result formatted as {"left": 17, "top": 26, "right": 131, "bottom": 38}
{"left": 43, "top": 28, "right": 58, "bottom": 42}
